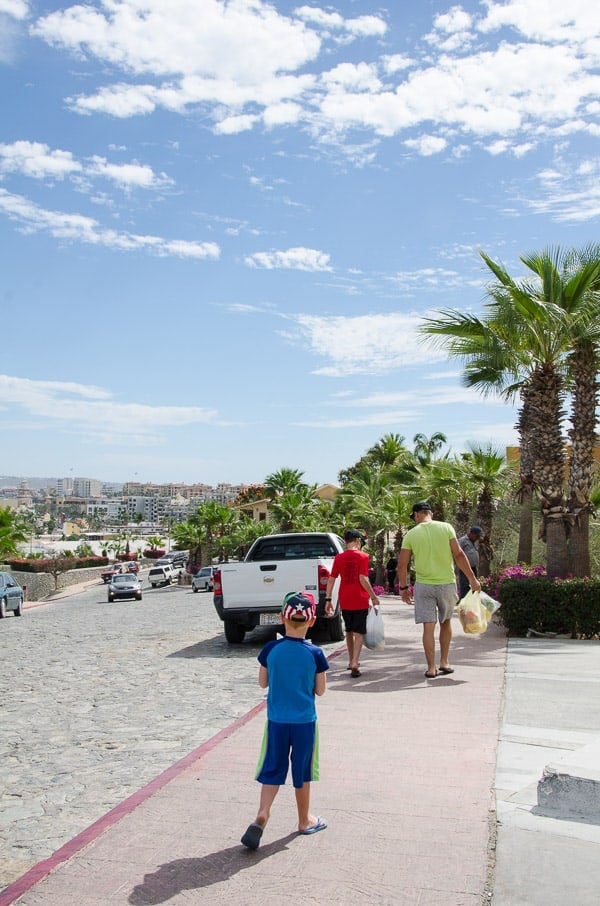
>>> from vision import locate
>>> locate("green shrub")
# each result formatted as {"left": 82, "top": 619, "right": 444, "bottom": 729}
{"left": 498, "top": 577, "right": 600, "bottom": 639}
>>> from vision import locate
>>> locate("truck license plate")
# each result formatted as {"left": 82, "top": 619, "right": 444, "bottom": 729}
{"left": 259, "top": 613, "right": 281, "bottom": 626}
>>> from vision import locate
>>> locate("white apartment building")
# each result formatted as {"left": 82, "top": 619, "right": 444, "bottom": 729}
{"left": 86, "top": 499, "right": 126, "bottom": 521}
{"left": 73, "top": 477, "right": 102, "bottom": 498}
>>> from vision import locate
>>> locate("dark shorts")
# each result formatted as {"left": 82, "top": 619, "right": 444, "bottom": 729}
{"left": 255, "top": 720, "right": 319, "bottom": 788}
{"left": 341, "top": 608, "right": 368, "bottom": 635}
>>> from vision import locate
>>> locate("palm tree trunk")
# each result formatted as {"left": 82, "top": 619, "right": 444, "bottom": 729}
{"left": 528, "top": 366, "right": 568, "bottom": 577}
{"left": 546, "top": 517, "right": 569, "bottom": 577}
{"left": 517, "top": 483, "right": 534, "bottom": 564}
{"left": 375, "top": 532, "right": 385, "bottom": 586}
{"left": 516, "top": 388, "right": 535, "bottom": 564}
{"left": 567, "top": 342, "right": 597, "bottom": 577}
{"left": 569, "top": 511, "right": 590, "bottom": 578}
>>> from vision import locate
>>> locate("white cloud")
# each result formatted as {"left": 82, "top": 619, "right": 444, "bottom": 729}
{"left": 0, "top": 141, "right": 173, "bottom": 193}
{"left": 290, "top": 311, "right": 447, "bottom": 377}
{"left": 0, "top": 189, "right": 221, "bottom": 259}
{"left": 479, "top": 0, "right": 598, "bottom": 44}
{"left": 0, "top": 141, "right": 81, "bottom": 178}
{"left": 0, "top": 0, "right": 28, "bottom": 19}
{"left": 404, "top": 134, "right": 447, "bottom": 156}
{"left": 434, "top": 6, "right": 473, "bottom": 33}
{"left": 528, "top": 160, "right": 600, "bottom": 222}
{"left": 27, "top": 0, "right": 599, "bottom": 157}
{"left": 86, "top": 156, "right": 173, "bottom": 189}
{"left": 386, "top": 267, "right": 480, "bottom": 294}
{"left": 0, "top": 374, "right": 218, "bottom": 446}
{"left": 245, "top": 247, "right": 332, "bottom": 271}
{"left": 321, "top": 61, "right": 382, "bottom": 92}
{"left": 293, "top": 6, "right": 387, "bottom": 38}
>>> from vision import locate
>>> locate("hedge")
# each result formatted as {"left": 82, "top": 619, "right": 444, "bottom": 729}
{"left": 497, "top": 577, "right": 600, "bottom": 639}
{"left": 6, "top": 556, "right": 109, "bottom": 573}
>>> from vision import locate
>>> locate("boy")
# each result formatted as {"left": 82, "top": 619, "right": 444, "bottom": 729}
{"left": 325, "top": 529, "right": 380, "bottom": 677}
{"left": 241, "top": 591, "right": 329, "bottom": 850}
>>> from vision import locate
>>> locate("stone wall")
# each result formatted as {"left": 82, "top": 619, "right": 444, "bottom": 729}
{"left": 9, "top": 566, "right": 106, "bottom": 602}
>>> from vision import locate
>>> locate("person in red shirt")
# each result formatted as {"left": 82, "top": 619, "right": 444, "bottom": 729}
{"left": 325, "top": 529, "right": 380, "bottom": 678}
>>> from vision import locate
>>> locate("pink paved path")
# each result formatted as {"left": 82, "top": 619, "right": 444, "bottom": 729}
{"left": 2, "top": 603, "right": 506, "bottom": 905}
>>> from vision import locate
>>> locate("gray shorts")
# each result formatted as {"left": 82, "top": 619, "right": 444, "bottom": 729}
{"left": 413, "top": 583, "right": 458, "bottom": 624}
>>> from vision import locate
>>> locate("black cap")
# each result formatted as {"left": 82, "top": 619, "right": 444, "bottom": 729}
{"left": 410, "top": 501, "right": 432, "bottom": 518}
{"left": 469, "top": 526, "right": 484, "bottom": 536}
{"left": 344, "top": 529, "right": 365, "bottom": 544}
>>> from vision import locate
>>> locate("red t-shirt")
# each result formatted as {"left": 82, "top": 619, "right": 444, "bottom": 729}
{"left": 331, "top": 549, "right": 370, "bottom": 610}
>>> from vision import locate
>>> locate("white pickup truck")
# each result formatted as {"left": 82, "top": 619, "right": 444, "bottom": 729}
{"left": 213, "top": 532, "right": 345, "bottom": 644}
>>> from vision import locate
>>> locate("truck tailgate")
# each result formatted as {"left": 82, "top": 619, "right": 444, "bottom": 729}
{"left": 218, "top": 561, "right": 325, "bottom": 610}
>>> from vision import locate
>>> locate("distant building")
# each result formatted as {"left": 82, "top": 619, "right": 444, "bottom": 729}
{"left": 73, "top": 477, "right": 102, "bottom": 498}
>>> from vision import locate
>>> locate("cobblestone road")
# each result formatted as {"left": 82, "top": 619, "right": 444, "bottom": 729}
{"left": 0, "top": 580, "right": 340, "bottom": 891}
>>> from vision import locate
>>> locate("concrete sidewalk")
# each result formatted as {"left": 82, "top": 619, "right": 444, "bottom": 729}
{"left": 1, "top": 601, "right": 598, "bottom": 905}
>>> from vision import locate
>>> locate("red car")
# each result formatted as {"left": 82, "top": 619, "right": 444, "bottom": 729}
{"left": 101, "top": 565, "right": 122, "bottom": 584}
{"left": 101, "top": 562, "right": 139, "bottom": 583}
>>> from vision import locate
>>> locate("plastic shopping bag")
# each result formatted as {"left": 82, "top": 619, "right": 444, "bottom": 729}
{"left": 365, "top": 605, "right": 385, "bottom": 650}
{"left": 480, "top": 591, "right": 501, "bottom": 617}
{"left": 457, "top": 590, "right": 488, "bottom": 634}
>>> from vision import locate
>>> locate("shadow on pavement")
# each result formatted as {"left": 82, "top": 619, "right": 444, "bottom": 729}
{"left": 128, "top": 834, "right": 297, "bottom": 904}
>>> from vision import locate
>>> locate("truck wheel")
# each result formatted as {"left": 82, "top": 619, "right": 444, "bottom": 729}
{"left": 327, "top": 611, "right": 345, "bottom": 642}
{"left": 224, "top": 620, "right": 246, "bottom": 644}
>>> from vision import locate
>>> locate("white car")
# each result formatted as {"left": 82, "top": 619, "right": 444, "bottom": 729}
{"left": 148, "top": 564, "right": 176, "bottom": 587}
{"left": 192, "top": 566, "right": 215, "bottom": 593}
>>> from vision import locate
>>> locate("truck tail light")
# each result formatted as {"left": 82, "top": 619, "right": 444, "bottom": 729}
{"left": 318, "top": 565, "right": 330, "bottom": 590}
{"left": 213, "top": 568, "right": 222, "bottom": 595}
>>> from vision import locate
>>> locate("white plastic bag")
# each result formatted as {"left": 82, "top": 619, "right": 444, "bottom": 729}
{"left": 365, "top": 605, "right": 385, "bottom": 650}
{"left": 480, "top": 591, "right": 501, "bottom": 617}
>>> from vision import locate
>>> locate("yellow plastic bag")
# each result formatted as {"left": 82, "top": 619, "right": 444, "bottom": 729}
{"left": 457, "top": 590, "right": 488, "bottom": 634}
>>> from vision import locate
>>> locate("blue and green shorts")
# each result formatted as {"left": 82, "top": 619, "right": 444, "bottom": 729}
{"left": 255, "top": 720, "right": 320, "bottom": 789}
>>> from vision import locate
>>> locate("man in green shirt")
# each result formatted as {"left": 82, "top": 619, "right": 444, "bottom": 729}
{"left": 397, "top": 501, "right": 481, "bottom": 678}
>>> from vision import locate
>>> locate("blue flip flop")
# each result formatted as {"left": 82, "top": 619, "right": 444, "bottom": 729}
{"left": 299, "top": 817, "right": 328, "bottom": 835}
{"left": 241, "top": 822, "right": 263, "bottom": 850}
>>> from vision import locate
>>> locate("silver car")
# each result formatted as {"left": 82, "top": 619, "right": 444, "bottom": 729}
{"left": 0, "top": 572, "right": 24, "bottom": 617}
{"left": 192, "top": 566, "right": 215, "bottom": 593}
{"left": 108, "top": 573, "right": 143, "bottom": 602}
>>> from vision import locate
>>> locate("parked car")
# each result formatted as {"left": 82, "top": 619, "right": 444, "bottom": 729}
{"left": 101, "top": 564, "right": 123, "bottom": 584}
{"left": 156, "top": 551, "right": 187, "bottom": 568}
{"left": 0, "top": 572, "right": 24, "bottom": 618}
{"left": 192, "top": 566, "right": 215, "bottom": 592}
{"left": 108, "top": 573, "right": 142, "bottom": 602}
{"left": 148, "top": 564, "right": 176, "bottom": 587}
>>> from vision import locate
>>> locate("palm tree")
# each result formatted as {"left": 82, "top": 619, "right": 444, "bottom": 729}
{"left": 559, "top": 243, "right": 600, "bottom": 576}
{"left": 268, "top": 487, "right": 321, "bottom": 533}
{"left": 336, "top": 466, "right": 393, "bottom": 584}
{"left": 367, "top": 433, "right": 408, "bottom": 468}
{"left": 339, "top": 433, "right": 410, "bottom": 485}
{"left": 0, "top": 507, "right": 28, "bottom": 559}
{"left": 460, "top": 442, "right": 514, "bottom": 576}
{"left": 264, "top": 467, "right": 306, "bottom": 498}
{"left": 421, "top": 247, "right": 599, "bottom": 576}
{"left": 412, "top": 432, "right": 448, "bottom": 465}
{"left": 171, "top": 519, "right": 205, "bottom": 567}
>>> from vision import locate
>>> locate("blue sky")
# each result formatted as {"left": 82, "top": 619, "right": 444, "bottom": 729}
{"left": 1, "top": 0, "right": 598, "bottom": 487}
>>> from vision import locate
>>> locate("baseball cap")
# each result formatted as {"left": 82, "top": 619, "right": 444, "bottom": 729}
{"left": 282, "top": 591, "right": 316, "bottom": 622}
{"left": 344, "top": 529, "right": 366, "bottom": 544}
{"left": 410, "top": 501, "right": 432, "bottom": 518}
{"left": 469, "top": 526, "right": 484, "bottom": 536}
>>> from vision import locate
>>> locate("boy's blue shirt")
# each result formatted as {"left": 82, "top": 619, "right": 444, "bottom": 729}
{"left": 258, "top": 635, "right": 329, "bottom": 724}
